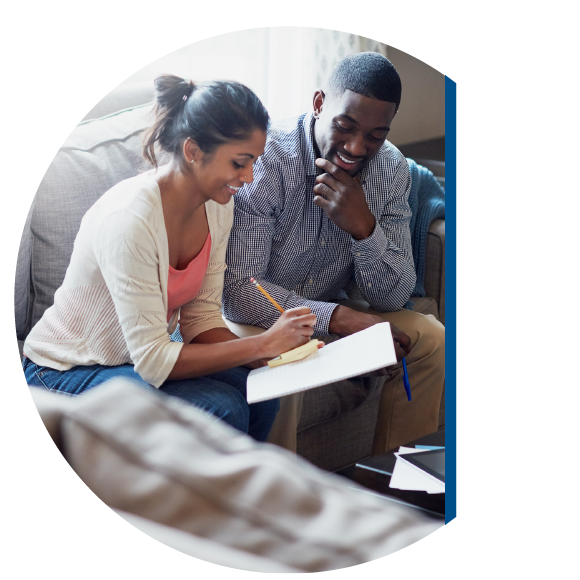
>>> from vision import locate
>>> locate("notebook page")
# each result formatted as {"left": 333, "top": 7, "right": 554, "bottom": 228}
{"left": 247, "top": 322, "right": 396, "bottom": 403}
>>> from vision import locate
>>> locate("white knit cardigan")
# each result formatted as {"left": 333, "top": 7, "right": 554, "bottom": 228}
{"left": 24, "top": 173, "right": 233, "bottom": 387}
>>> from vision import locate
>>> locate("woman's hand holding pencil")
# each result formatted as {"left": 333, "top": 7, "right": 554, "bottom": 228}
{"left": 259, "top": 307, "right": 317, "bottom": 358}
{"left": 249, "top": 277, "right": 320, "bottom": 360}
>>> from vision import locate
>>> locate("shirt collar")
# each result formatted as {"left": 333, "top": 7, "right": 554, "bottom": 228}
{"left": 301, "top": 112, "right": 371, "bottom": 185}
{"left": 302, "top": 113, "right": 319, "bottom": 177}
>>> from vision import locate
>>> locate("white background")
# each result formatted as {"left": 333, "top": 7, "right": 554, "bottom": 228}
{"left": 3, "top": 1, "right": 579, "bottom": 578}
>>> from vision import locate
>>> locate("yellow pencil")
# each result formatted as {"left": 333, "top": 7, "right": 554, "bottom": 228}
{"left": 250, "top": 277, "right": 285, "bottom": 313}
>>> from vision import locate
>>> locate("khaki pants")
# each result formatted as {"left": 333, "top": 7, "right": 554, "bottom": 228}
{"left": 267, "top": 303, "right": 445, "bottom": 455}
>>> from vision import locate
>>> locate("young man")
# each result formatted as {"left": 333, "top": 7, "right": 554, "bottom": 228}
{"left": 223, "top": 52, "right": 444, "bottom": 454}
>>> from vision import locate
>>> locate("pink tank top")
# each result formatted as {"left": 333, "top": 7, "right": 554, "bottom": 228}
{"left": 167, "top": 232, "right": 212, "bottom": 322}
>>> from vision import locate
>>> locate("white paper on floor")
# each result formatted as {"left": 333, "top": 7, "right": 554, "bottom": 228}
{"left": 389, "top": 446, "right": 445, "bottom": 494}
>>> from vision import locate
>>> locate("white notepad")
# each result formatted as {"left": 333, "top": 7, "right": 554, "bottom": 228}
{"left": 247, "top": 322, "right": 396, "bottom": 403}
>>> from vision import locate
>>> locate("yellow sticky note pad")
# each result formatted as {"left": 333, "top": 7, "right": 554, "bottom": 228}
{"left": 267, "top": 339, "right": 323, "bottom": 368}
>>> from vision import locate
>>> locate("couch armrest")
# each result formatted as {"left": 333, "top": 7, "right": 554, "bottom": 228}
{"left": 424, "top": 219, "right": 445, "bottom": 325}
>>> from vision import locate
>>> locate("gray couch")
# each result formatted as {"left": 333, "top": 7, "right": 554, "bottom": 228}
{"left": 15, "top": 85, "right": 445, "bottom": 472}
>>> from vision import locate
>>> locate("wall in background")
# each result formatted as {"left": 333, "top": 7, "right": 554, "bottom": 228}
{"left": 121, "top": 28, "right": 270, "bottom": 107}
{"left": 85, "top": 29, "right": 444, "bottom": 147}
{"left": 385, "top": 46, "right": 445, "bottom": 147}
{"left": 100, "top": 27, "right": 387, "bottom": 123}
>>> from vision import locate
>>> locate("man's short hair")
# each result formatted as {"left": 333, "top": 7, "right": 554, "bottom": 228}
{"left": 326, "top": 52, "right": 402, "bottom": 109}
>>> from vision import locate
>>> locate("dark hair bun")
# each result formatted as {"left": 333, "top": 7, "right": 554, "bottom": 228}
{"left": 153, "top": 74, "right": 195, "bottom": 110}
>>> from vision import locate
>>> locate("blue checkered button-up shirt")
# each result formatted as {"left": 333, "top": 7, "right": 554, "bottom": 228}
{"left": 223, "top": 112, "right": 416, "bottom": 336}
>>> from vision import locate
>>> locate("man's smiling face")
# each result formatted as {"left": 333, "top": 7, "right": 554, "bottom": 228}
{"left": 312, "top": 89, "right": 397, "bottom": 176}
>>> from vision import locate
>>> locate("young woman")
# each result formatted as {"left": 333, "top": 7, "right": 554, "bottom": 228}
{"left": 22, "top": 75, "right": 316, "bottom": 441}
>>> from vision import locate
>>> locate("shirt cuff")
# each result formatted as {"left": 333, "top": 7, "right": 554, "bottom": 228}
{"left": 304, "top": 299, "right": 339, "bottom": 336}
{"left": 282, "top": 296, "right": 338, "bottom": 336}
{"left": 350, "top": 220, "right": 389, "bottom": 266}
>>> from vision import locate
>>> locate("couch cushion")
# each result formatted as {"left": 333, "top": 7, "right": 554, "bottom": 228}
{"left": 19, "top": 104, "right": 153, "bottom": 338}
{"left": 82, "top": 81, "right": 153, "bottom": 121}
{"left": 117, "top": 510, "right": 300, "bottom": 572}
{"left": 15, "top": 196, "right": 37, "bottom": 340}
{"left": 297, "top": 385, "right": 383, "bottom": 471}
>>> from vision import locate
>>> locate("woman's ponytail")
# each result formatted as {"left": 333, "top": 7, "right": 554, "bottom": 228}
{"left": 143, "top": 75, "right": 195, "bottom": 168}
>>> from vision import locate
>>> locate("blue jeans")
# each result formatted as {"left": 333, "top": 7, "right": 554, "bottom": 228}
{"left": 22, "top": 357, "right": 279, "bottom": 442}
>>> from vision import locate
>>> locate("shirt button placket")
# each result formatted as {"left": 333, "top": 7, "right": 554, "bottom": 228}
{"left": 308, "top": 211, "right": 329, "bottom": 293}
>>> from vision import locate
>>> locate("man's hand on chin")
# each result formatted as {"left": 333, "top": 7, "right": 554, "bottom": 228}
{"left": 313, "top": 158, "right": 375, "bottom": 240}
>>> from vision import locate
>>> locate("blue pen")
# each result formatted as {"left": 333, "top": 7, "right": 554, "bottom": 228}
{"left": 402, "top": 357, "right": 411, "bottom": 401}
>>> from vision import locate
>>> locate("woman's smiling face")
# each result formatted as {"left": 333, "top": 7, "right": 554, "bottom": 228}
{"left": 189, "top": 129, "right": 267, "bottom": 205}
